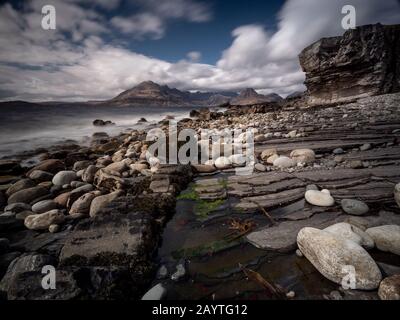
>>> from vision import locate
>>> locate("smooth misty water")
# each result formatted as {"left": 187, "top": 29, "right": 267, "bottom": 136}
{"left": 0, "top": 104, "right": 197, "bottom": 158}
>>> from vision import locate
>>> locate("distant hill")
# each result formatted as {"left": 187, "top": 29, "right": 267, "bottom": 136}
{"left": 230, "top": 88, "right": 282, "bottom": 105}
{"left": 108, "top": 81, "right": 237, "bottom": 107}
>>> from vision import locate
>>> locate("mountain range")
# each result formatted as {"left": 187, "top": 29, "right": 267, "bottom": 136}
{"left": 107, "top": 81, "right": 282, "bottom": 107}
{"left": 0, "top": 81, "right": 285, "bottom": 107}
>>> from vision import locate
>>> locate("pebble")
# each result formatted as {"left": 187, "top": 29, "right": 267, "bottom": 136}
{"left": 52, "top": 171, "right": 77, "bottom": 186}
{"left": 32, "top": 200, "right": 58, "bottom": 214}
{"left": 341, "top": 199, "right": 369, "bottom": 215}
{"left": 333, "top": 148, "right": 344, "bottom": 154}
{"left": 360, "top": 143, "right": 371, "bottom": 151}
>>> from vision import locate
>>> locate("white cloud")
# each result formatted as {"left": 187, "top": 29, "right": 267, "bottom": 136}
{"left": 111, "top": 13, "right": 164, "bottom": 39}
{"left": 0, "top": 0, "right": 399, "bottom": 101}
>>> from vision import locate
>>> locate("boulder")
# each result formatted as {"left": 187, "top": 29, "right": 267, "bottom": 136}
{"left": 378, "top": 275, "right": 400, "bottom": 300}
{"left": 297, "top": 227, "right": 382, "bottom": 290}
{"left": 324, "top": 222, "right": 374, "bottom": 249}
{"left": 52, "top": 171, "right": 77, "bottom": 186}
{"left": 7, "top": 186, "right": 48, "bottom": 205}
{"left": 366, "top": 225, "right": 400, "bottom": 255}
{"left": 24, "top": 210, "right": 65, "bottom": 230}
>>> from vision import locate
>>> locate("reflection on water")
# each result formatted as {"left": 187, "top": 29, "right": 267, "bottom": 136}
{"left": 0, "top": 103, "right": 195, "bottom": 158}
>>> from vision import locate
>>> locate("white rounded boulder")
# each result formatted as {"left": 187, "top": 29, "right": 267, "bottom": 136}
{"left": 297, "top": 227, "right": 382, "bottom": 290}
{"left": 305, "top": 189, "right": 335, "bottom": 207}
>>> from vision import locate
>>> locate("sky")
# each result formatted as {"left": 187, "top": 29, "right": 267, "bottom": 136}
{"left": 0, "top": 0, "right": 399, "bottom": 101}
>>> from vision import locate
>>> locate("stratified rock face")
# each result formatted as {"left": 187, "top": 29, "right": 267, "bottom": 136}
{"left": 299, "top": 24, "right": 400, "bottom": 105}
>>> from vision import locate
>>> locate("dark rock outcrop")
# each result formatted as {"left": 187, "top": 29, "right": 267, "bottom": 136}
{"left": 299, "top": 24, "right": 400, "bottom": 105}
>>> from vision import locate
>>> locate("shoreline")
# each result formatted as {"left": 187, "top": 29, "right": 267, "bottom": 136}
{"left": 0, "top": 92, "right": 400, "bottom": 300}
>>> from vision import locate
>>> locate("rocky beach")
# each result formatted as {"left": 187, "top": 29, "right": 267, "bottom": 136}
{"left": 0, "top": 23, "right": 400, "bottom": 300}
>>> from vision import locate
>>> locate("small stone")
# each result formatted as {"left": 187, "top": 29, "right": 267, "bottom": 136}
{"left": 288, "top": 130, "right": 297, "bottom": 138}
{"left": 286, "top": 291, "right": 295, "bottom": 299}
{"left": 305, "top": 190, "right": 335, "bottom": 207}
{"left": 333, "top": 148, "right": 344, "bottom": 155}
{"left": 296, "top": 249, "right": 303, "bottom": 257}
{"left": 349, "top": 160, "right": 363, "bottom": 169}
{"left": 378, "top": 275, "right": 400, "bottom": 300}
{"left": 334, "top": 155, "right": 344, "bottom": 163}
{"left": 341, "top": 199, "right": 369, "bottom": 215}
{"left": 49, "top": 224, "right": 60, "bottom": 233}
{"left": 32, "top": 200, "right": 58, "bottom": 214}
{"left": 52, "top": 171, "right": 77, "bottom": 186}
{"left": 360, "top": 143, "right": 371, "bottom": 151}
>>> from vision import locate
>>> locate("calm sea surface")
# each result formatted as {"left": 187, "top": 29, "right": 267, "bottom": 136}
{"left": 0, "top": 104, "right": 198, "bottom": 158}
